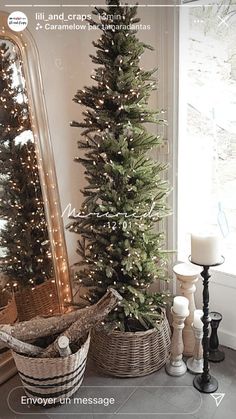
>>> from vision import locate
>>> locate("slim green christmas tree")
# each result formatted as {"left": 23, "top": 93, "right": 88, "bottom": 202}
{"left": 69, "top": 0, "right": 169, "bottom": 331}
{"left": 0, "top": 41, "right": 53, "bottom": 289}
{"left": 0, "top": 42, "right": 29, "bottom": 144}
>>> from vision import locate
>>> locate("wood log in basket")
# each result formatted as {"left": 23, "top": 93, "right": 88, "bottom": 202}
{"left": 0, "top": 331, "right": 42, "bottom": 356}
{"left": 57, "top": 336, "right": 72, "bottom": 357}
{"left": 0, "top": 288, "right": 122, "bottom": 358}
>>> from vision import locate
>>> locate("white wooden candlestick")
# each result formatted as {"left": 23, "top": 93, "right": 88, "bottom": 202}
{"left": 187, "top": 324, "right": 203, "bottom": 374}
{"left": 173, "top": 263, "right": 202, "bottom": 356}
{"left": 165, "top": 307, "right": 189, "bottom": 376}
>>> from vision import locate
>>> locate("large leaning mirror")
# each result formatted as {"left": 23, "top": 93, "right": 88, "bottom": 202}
{"left": 0, "top": 12, "right": 72, "bottom": 383}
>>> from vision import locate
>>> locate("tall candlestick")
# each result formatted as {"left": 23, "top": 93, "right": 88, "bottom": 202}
{"left": 173, "top": 263, "right": 202, "bottom": 356}
{"left": 193, "top": 310, "right": 203, "bottom": 329}
{"left": 189, "top": 256, "right": 224, "bottom": 393}
{"left": 191, "top": 233, "right": 221, "bottom": 266}
{"left": 187, "top": 323, "right": 204, "bottom": 374}
{"left": 165, "top": 306, "right": 189, "bottom": 377}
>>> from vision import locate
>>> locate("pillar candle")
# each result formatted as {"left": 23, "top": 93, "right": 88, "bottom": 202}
{"left": 191, "top": 233, "right": 221, "bottom": 266}
{"left": 193, "top": 309, "right": 203, "bottom": 329}
{"left": 172, "top": 296, "right": 189, "bottom": 316}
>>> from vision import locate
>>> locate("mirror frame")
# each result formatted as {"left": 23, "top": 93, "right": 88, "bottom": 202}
{"left": 0, "top": 12, "right": 73, "bottom": 381}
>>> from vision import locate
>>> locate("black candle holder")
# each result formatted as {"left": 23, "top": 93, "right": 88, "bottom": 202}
{"left": 209, "top": 311, "right": 225, "bottom": 362}
{"left": 189, "top": 256, "right": 225, "bottom": 393}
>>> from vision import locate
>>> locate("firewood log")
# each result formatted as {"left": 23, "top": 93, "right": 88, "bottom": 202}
{"left": 0, "top": 288, "right": 122, "bottom": 353}
{"left": 38, "top": 288, "right": 122, "bottom": 358}
{"left": 57, "top": 336, "right": 72, "bottom": 357}
{"left": 0, "top": 331, "right": 42, "bottom": 356}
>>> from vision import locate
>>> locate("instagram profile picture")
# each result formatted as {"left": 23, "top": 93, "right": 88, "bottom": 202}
{"left": 7, "top": 11, "right": 28, "bottom": 32}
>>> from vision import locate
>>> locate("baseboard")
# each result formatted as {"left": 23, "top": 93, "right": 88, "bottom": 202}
{"left": 218, "top": 328, "right": 236, "bottom": 350}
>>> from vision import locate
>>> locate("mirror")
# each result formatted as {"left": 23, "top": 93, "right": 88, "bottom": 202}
{"left": 0, "top": 39, "right": 57, "bottom": 321}
{"left": 0, "top": 13, "right": 72, "bottom": 383}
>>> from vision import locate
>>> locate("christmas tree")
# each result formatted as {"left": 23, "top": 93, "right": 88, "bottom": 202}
{"left": 0, "top": 42, "right": 29, "bottom": 144}
{"left": 69, "top": 0, "right": 170, "bottom": 331}
{"left": 0, "top": 41, "right": 54, "bottom": 289}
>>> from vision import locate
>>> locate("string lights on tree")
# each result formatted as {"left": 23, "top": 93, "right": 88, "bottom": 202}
{"left": 0, "top": 41, "right": 54, "bottom": 290}
{"left": 68, "top": 0, "right": 170, "bottom": 331}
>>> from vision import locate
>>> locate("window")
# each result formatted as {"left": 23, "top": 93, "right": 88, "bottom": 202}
{"left": 178, "top": 1, "right": 236, "bottom": 275}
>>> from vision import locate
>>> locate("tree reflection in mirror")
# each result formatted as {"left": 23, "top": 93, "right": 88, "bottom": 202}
{"left": 0, "top": 40, "right": 59, "bottom": 322}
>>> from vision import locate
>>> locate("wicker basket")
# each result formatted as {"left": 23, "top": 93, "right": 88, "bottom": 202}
{"left": 12, "top": 333, "right": 90, "bottom": 404}
{"left": 91, "top": 310, "right": 171, "bottom": 377}
{"left": 15, "top": 279, "right": 60, "bottom": 321}
{"left": 0, "top": 290, "right": 18, "bottom": 325}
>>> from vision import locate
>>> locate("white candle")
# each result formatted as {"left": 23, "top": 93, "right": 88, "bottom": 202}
{"left": 191, "top": 233, "right": 221, "bottom": 266}
{"left": 193, "top": 309, "right": 203, "bottom": 329}
{"left": 172, "top": 296, "right": 189, "bottom": 316}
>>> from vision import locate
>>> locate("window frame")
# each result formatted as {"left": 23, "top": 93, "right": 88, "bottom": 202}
{"left": 176, "top": 0, "right": 236, "bottom": 285}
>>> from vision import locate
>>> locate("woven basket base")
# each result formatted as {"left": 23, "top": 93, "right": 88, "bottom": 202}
{"left": 90, "top": 310, "right": 171, "bottom": 377}
{"left": 0, "top": 291, "right": 18, "bottom": 324}
{"left": 12, "top": 334, "right": 90, "bottom": 404}
{"left": 15, "top": 280, "right": 60, "bottom": 321}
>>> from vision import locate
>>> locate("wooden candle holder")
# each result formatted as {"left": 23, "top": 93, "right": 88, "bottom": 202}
{"left": 187, "top": 324, "right": 203, "bottom": 374}
{"left": 173, "top": 263, "right": 202, "bottom": 356}
{"left": 189, "top": 256, "right": 224, "bottom": 393}
{"left": 209, "top": 312, "right": 225, "bottom": 363}
{"left": 165, "top": 307, "right": 189, "bottom": 377}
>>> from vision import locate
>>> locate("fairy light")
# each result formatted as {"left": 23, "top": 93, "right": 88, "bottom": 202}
{"left": 0, "top": 47, "right": 73, "bottom": 310}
